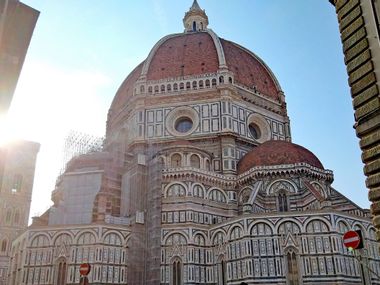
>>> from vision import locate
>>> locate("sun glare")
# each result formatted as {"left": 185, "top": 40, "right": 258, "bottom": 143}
{"left": 0, "top": 113, "right": 22, "bottom": 147}
{"left": 3, "top": 59, "right": 112, "bottom": 218}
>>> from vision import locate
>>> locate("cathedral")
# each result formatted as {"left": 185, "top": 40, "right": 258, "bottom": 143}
{"left": 7, "top": 1, "right": 380, "bottom": 285}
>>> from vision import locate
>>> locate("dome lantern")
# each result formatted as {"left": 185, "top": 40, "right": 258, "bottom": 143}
{"left": 183, "top": 0, "right": 209, "bottom": 32}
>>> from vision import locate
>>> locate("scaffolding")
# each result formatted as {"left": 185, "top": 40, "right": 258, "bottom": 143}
{"left": 61, "top": 130, "right": 104, "bottom": 173}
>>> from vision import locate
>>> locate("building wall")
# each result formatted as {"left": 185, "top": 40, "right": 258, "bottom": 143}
{"left": 0, "top": 140, "right": 39, "bottom": 285}
{"left": 8, "top": 225, "right": 130, "bottom": 285}
{"left": 0, "top": 0, "right": 39, "bottom": 115}
{"left": 329, "top": 0, "right": 380, "bottom": 240}
{"left": 160, "top": 212, "right": 380, "bottom": 285}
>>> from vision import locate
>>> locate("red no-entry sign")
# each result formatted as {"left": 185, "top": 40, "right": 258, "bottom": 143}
{"left": 79, "top": 263, "right": 91, "bottom": 276}
{"left": 343, "top": 230, "right": 361, "bottom": 250}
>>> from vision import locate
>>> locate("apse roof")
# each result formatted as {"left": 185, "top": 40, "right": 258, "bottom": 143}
{"left": 237, "top": 140, "right": 324, "bottom": 174}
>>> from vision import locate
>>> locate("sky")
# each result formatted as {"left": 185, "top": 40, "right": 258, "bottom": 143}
{"left": 2, "top": 0, "right": 369, "bottom": 220}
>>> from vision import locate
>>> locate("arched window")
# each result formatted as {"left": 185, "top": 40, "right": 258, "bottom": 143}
{"left": 306, "top": 220, "right": 329, "bottom": 233}
{"left": 167, "top": 184, "right": 186, "bottom": 197}
{"left": 31, "top": 235, "right": 49, "bottom": 247}
{"left": 77, "top": 232, "right": 96, "bottom": 245}
{"left": 278, "top": 191, "right": 288, "bottom": 212}
{"left": 190, "top": 154, "right": 200, "bottom": 168}
{"left": 219, "top": 76, "right": 224, "bottom": 84}
{"left": 173, "top": 83, "right": 178, "bottom": 91}
{"left": 171, "top": 154, "right": 182, "bottom": 167}
{"left": 193, "top": 185, "right": 204, "bottom": 198}
{"left": 205, "top": 79, "right": 210, "bottom": 88}
{"left": 212, "top": 232, "right": 226, "bottom": 246}
{"left": 286, "top": 250, "right": 299, "bottom": 285}
{"left": 148, "top": 86, "right": 153, "bottom": 94}
{"left": 194, "top": 234, "right": 205, "bottom": 246}
{"left": 140, "top": 85, "right": 145, "bottom": 93}
{"left": 1, "top": 239, "right": 7, "bottom": 252}
{"left": 192, "top": 21, "right": 196, "bottom": 32}
{"left": 56, "top": 257, "right": 67, "bottom": 285}
{"left": 229, "top": 77, "right": 233, "bottom": 84}
{"left": 161, "top": 85, "right": 165, "bottom": 92}
{"left": 104, "top": 233, "right": 122, "bottom": 246}
{"left": 212, "top": 78, "right": 217, "bottom": 87}
{"left": 337, "top": 221, "right": 349, "bottom": 234}
{"left": 167, "top": 84, "right": 172, "bottom": 92}
{"left": 230, "top": 227, "right": 242, "bottom": 241}
{"left": 278, "top": 221, "right": 300, "bottom": 235}
{"left": 172, "top": 258, "right": 182, "bottom": 285}
{"left": 199, "top": 80, "right": 204, "bottom": 88}
{"left": 165, "top": 233, "right": 187, "bottom": 246}
{"left": 54, "top": 234, "right": 72, "bottom": 246}
{"left": 209, "top": 189, "right": 227, "bottom": 203}
{"left": 186, "top": 82, "right": 191, "bottom": 89}
{"left": 154, "top": 85, "right": 159, "bottom": 93}
{"left": 192, "top": 81, "right": 197, "bottom": 89}
{"left": 180, "top": 82, "right": 184, "bottom": 90}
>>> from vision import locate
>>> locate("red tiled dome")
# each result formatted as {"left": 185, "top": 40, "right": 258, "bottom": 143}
{"left": 238, "top": 140, "right": 324, "bottom": 174}
{"left": 145, "top": 34, "right": 279, "bottom": 98}
{"left": 147, "top": 33, "right": 219, "bottom": 80}
{"left": 221, "top": 39, "right": 278, "bottom": 100}
{"left": 109, "top": 62, "right": 144, "bottom": 111}
{"left": 108, "top": 31, "right": 281, "bottom": 127}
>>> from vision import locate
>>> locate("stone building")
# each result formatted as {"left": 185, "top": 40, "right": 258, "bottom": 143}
{"left": 0, "top": 140, "right": 40, "bottom": 285}
{"left": 0, "top": 0, "right": 39, "bottom": 115}
{"left": 9, "top": 1, "right": 380, "bottom": 284}
{"left": 329, "top": 0, "right": 380, "bottom": 243}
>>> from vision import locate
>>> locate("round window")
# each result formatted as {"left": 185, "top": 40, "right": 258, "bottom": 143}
{"left": 249, "top": 123, "right": 261, "bottom": 139}
{"left": 175, "top": 117, "right": 193, "bottom": 133}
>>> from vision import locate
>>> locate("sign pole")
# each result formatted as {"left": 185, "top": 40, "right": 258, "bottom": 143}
{"left": 79, "top": 276, "right": 89, "bottom": 285}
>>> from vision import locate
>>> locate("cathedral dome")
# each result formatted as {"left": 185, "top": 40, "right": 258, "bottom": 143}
{"left": 109, "top": 34, "right": 281, "bottom": 116}
{"left": 237, "top": 140, "right": 324, "bottom": 174}
{"left": 107, "top": 2, "right": 282, "bottom": 129}
{"left": 143, "top": 34, "right": 280, "bottom": 99}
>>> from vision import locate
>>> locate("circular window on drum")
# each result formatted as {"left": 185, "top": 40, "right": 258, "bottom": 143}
{"left": 175, "top": 117, "right": 193, "bottom": 133}
{"left": 166, "top": 106, "right": 199, "bottom": 137}
{"left": 246, "top": 113, "right": 271, "bottom": 143}
{"left": 248, "top": 123, "right": 261, "bottom": 140}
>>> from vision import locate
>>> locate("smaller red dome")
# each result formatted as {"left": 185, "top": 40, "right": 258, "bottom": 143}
{"left": 238, "top": 140, "right": 324, "bottom": 174}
